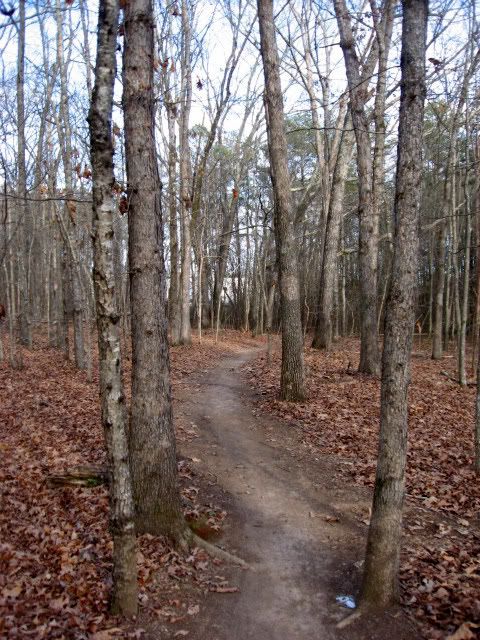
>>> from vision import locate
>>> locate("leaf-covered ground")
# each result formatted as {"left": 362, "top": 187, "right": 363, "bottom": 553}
{"left": 0, "top": 330, "right": 261, "bottom": 639}
{"left": 4, "top": 329, "right": 478, "bottom": 639}
{"left": 244, "top": 337, "right": 480, "bottom": 639}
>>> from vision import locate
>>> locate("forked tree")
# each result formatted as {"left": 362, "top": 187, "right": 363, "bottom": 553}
{"left": 333, "top": 0, "right": 395, "bottom": 375}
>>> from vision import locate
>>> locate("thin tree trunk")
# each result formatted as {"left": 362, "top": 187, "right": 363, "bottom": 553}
{"left": 56, "top": 0, "right": 85, "bottom": 369}
{"left": 312, "top": 120, "right": 354, "bottom": 350}
{"left": 257, "top": 0, "right": 305, "bottom": 401}
{"left": 60, "top": 242, "right": 70, "bottom": 360}
{"left": 432, "top": 222, "right": 447, "bottom": 358}
{"left": 361, "top": 0, "right": 427, "bottom": 607}
{"left": 459, "top": 118, "right": 472, "bottom": 386}
{"left": 3, "top": 183, "right": 22, "bottom": 369}
{"left": 178, "top": 0, "right": 193, "bottom": 345}
{"left": 166, "top": 102, "right": 181, "bottom": 343}
{"left": 16, "top": 0, "right": 31, "bottom": 348}
{"left": 334, "top": 0, "right": 381, "bottom": 376}
{"left": 88, "top": 0, "right": 137, "bottom": 615}
{"left": 473, "top": 137, "right": 480, "bottom": 371}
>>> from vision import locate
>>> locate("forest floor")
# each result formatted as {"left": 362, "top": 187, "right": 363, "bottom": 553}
{"left": 1, "top": 330, "right": 479, "bottom": 639}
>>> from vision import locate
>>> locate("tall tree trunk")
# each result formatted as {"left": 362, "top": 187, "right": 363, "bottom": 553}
{"left": 178, "top": 0, "right": 193, "bottom": 345}
{"left": 334, "top": 0, "right": 381, "bottom": 375}
{"left": 361, "top": 0, "right": 427, "bottom": 607}
{"left": 166, "top": 102, "right": 181, "bottom": 343}
{"left": 3, "top": 180, "right": 22, "bottom": 369}
{"left": 88, "top": 0, "right": 137, "bottom": 615}
{"left": 16, "top": 0, "right": 31, "bottom": 348}
{"left": 56, "top": 0, "right": 85, "bottom": 369}
{"left": 257, "top": 0, "right": 305, "bottom": 402}
{"left": 432, "top": 222, "right": 446, "bottom": 359}
{"left": 458, "top": 115, "right": 472, "bottom": 386}
{"left": 123, "top": 0, "right": 185, "bottom": 538}
{"left": 312, "top": 120, "right": 354, "bottom": 350}
{"left": 473, "top": 136, "right": 480, "bottom": 374}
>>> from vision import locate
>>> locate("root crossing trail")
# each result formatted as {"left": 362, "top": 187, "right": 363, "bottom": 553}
{"left": 176, "top": 350, "right": 415, "bottom": 640}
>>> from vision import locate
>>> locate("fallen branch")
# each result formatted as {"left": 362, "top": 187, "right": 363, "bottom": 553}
{"left": 47, "top": 466, "right": 108, "bottom": 488}
{"left": 47, "top": 468, "right": 249, "bottom": 567}
{"left": 440, "top": 371, "right": 476, "bottom": 386}
{"left": 336, "top": 610, "right": 362, "bottom": 629}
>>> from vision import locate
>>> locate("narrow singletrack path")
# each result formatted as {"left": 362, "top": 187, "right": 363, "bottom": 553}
{"left": 175, "top": 349, "right": 415, "bottom": 640}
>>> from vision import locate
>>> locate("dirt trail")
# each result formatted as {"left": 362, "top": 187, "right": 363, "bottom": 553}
{"left": 176, "top": 350, "right": 416, "bottom": 640}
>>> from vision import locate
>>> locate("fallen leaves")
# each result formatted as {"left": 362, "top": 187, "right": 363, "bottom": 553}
{"left": 447, "top": 622, "right": 479, "bottom": 640}
{"left": 0, "top": 330, "right": 253, "bottom": 639}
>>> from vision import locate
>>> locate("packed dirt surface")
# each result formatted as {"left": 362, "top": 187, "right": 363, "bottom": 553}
{"left": 176, "top": 349, "right": 417, "bottom": 640}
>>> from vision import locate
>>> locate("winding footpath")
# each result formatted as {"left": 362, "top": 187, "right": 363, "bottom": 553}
{"left": 175, "top": 350, "right": 415, "bottom": 640}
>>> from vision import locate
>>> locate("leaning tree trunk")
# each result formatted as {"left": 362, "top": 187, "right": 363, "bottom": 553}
{"left": 123, "top": 0, "right": 185, "bottom": 538}
{"left": 88, "top": 0, "right": 137, "bottom": 615}
{"left": 360, "top": 0, "right": 428, "bottom": 607}
{"left": 257, "top": 0, "right": 305, "bottom": 402}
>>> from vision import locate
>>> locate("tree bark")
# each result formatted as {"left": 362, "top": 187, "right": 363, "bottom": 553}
{"left": 178, "top": 0, "right": 193, "bottom": 345}
{"left": 432, "top": 221, "right": 446, "bottom": 359}
{"left": 88, "top": 0, "right": 137, "bottom": 615}
{"left": 312, "top": 117, "right": 354, "bottom": 350}
{"left": 56, "top": 0, "right": 85, "bottom": 370}
{"left": 258, "top": 0, "right": 305, "bottom": 402}
{"left": 334, "top": 0, "right": 381, "bottom": 375}
{"left": 16, "top": 0, "right": 31, "bottom": 348}
{"left": 123, "top": 0, "right": 185, "bottom": 538}
{"left": 166, "top": 102, "right": 181, "bottom": 343}
{"left": 360, "top": 0, "right": 428, "bottom": 607}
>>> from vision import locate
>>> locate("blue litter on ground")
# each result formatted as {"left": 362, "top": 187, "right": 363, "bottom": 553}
{"left": 336, "top": 595, "right": 356, "bottom": 609}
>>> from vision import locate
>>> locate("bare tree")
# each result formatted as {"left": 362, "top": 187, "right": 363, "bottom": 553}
{"left": 123, "top": 0, "right": 185, "bottom": 538}
{"left": 177, "top": 0, "right": 193, "bottom": 346}
{"left": 55, "top": 0, "right": 86, "bottom": 370}
{"left": 88, "top": 0, "right": 137, "bottom": 615}
{"left": 16, "top": 0, "right": 31, "bottom": 349}
{"left": 333, "top": 0, "right": 396, "bottom": 375}
{"left": 257, "top": 0, "right": 305, "bottom": 401}
{"left": 361, "top": 0, "right": 428, "bottom": 607}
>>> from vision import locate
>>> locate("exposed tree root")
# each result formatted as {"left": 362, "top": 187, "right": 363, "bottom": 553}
{"left": 47, "top": 468, "right": 248, "bottom": 567}
{"left": 336, "top": 610, "right": 362, "bottom": 629}
{"left": 188, "top": 529, "right": 248, "bottom": 568}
